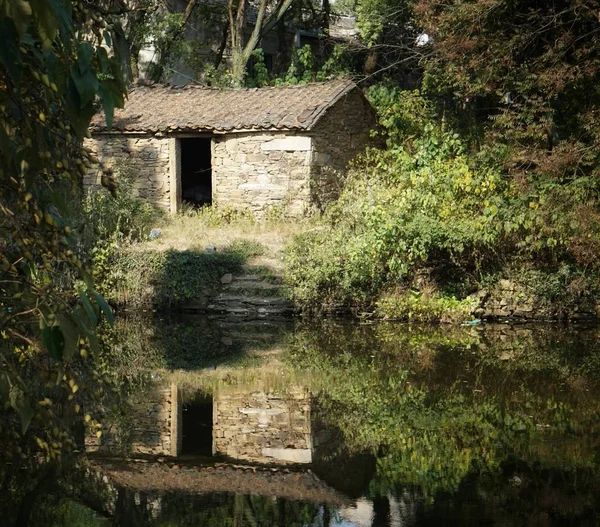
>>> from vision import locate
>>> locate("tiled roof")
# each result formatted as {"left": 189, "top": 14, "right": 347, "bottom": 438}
{"left": 90, "top": 79, "right": 359, "bottom": 133}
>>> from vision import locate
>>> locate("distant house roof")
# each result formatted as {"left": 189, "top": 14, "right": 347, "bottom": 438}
{"left": 90, "top": 79, "right": 362, "bottom": 134}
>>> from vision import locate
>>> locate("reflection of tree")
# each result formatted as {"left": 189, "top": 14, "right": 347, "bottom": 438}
{"left": 371, "top": 495, "right": 389, "bottom": 527}
{"left": 106, "top": 490, "right": 324, "bottom": 526}
{"left": 287, "top": 321, "right": 600, "bottom": 499}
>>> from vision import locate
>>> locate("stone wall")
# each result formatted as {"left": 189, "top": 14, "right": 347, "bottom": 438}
{"left": 86, "top": 383, "right": 181, "bottom": 457}
{"left": 309, "top": 89, "right": 378, "bottom": 210}
{"left": 213, "top": 389, "right": 312, "bottom": 464}
{"left": 84, "top": 134, "right": 172, "bottom": 210}
{"left": 211, "top": 133, "right": 312, "bottom": 216}
{"left": 471, "top": 279, "right": 600, "bottom": 320}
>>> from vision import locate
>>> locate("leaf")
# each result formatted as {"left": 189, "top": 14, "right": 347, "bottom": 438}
{"left": 79, "top": 267, "right": 94, "bottom": 290}
{"left": 76, "top": 41, "right": 93, "bottom": 73}
{"left": 42, "top": 326, "right": 64, "bottom": 361}
{"left": 92, "top": 292, "right": 114, "bottom": 325}
{"left": 19, "top": 406, "right": 35, "bottom": 434}
{"left": 87, "top": 332, "right": 101, "bottom": 355}
{"left": 0, "top": 17, "right": 24, "bottom": 85}
{"left": 57, "top": 314, "right": 79, "bottom": 361}
{"left": 48, "top": 0, "right": 73, "bottom": 47}
{"left": 70, "top": 63, "right": 98, "bottom": 108}
{"left": 30, "top": 0, "right": 59, "bottom": 47}
{"left": 78, "top": 290, "right": 98, "bottom": 327}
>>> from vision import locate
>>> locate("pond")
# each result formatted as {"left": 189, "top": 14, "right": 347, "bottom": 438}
{"left": 14, "top": 316, "right": 600, "bottom": 525}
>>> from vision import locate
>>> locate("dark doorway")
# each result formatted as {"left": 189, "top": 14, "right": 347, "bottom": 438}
{"left": 182, "top": 394, "right": 213, "bottom": 456}
{"left": 181, "top": 137, "right": 212, "bottom": 206}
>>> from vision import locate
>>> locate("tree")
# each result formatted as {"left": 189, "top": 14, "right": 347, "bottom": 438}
{"left": 228, "top": 0, "right": 297, "bottom": 85}
{"left": 0, "top": 0, "right": 128, "bottom": 520}
{"left": 415, "top": 0, "right": 600, "bottom": 267}
{"left": 416, "top": 0, "right": 600, "bottom": 174}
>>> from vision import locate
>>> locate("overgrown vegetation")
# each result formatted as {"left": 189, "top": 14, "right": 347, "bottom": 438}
{"left": 0, "top": 1, "right": 132, "bottom": 522}
{"left": 285, "top": 2, "right": 600, "bottom": 318}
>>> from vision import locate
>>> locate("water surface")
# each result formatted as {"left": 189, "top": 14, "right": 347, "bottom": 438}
{"left": 22, "top": 317, "right": 600, "bottom": 525}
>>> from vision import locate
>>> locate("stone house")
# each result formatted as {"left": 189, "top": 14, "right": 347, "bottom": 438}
{"left": 86, "top": 79, "right": 377, "bottom": 215}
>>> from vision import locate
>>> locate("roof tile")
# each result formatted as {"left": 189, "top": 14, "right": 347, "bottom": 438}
{"left": 90, "top": 79, "right": 358, "bottom": 133}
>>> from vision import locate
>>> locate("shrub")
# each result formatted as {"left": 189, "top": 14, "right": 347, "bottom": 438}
{"left": 285, "top": 120, "right": 512, "bottom": 312}
{"left": 375, "top": 289, "right": 472, "bottom": 323}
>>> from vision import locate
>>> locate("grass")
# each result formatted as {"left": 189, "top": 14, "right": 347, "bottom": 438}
{"left": 167, "top": 353, "right": 312, "bottom": 401}
{"left": 139, "top": 204, "right": 319, "bottom": 273}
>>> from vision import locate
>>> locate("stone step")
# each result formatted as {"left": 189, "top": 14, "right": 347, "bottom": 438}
{"left": 234, "top": 275, "right": 262, "bottom": 282}
{"left": 213, "top": 295, "right": 292, "bottom": 306}
{"left": 224, "top": 281, "right": 282, "bottom": 290}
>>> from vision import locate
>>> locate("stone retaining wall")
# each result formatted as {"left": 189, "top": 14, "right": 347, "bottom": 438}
{"left": 471, "top": 279, "right": 599, "bottom": 320}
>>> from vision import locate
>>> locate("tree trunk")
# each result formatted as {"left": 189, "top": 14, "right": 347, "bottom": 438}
{"left": 228, "top": 0, "right": 296, "bottom": 86}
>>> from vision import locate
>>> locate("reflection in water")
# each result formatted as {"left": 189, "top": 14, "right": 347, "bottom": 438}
{"left": 13, "top": 317, "right": 600, "bottom": 525}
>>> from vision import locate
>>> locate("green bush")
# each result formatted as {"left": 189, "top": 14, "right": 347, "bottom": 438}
{"left": 80, "top": 166, "right": 163, "bottom": 294}
{"left": 284, "top": 88, "right": 600, "bottom": 315}
{"left": 375, "top": 289, "right": 472, "bottom": 323}
{"left": 285, "top": 119, "right": 511, "bottom": 312}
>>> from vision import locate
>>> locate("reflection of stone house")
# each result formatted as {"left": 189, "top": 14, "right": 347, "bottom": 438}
{"left": 86, "top": 80, "right": 377, "bottom": 215}
{"left": 212, "top": 388, "right": 312, "bottom": 464}
{"left": 87, "top": 383, "right": 314, "bottom": 465}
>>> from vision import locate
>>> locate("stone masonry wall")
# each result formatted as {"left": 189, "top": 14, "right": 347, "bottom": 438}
{"left": 213, "top": 389, "right": 312, "bottom": 464}
{"left": 86, "top": 383, "right": 180, "bottom": 457}
{"left": 212, "top": 133, "right": 312, "bottom": 216}
{"left": 309, "top": 89, "right": 378, "bottom": 210}
{"left": 84, "top": 134, "right": 171, "bottom": 210}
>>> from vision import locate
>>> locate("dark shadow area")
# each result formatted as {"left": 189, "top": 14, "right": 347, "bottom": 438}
{"left": 181, "top": 137, "right": 212, "bottom": 206}
{"left": 182, "top": 394, "right": 213, "bottom": 456}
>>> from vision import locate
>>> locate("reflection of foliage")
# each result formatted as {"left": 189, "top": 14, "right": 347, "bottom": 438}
{"left": 28, "top": 497, "right": 108, "bottom": 527}
{"left": 286, "top": 321, "right": 600, "bottom": 496}
{"left": 98, "top": 315, "right": 291, "bottom": 377}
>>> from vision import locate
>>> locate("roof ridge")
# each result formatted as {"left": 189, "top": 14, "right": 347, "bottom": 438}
{"left": 131, "top": 78, "right": 353, "bottom": 93}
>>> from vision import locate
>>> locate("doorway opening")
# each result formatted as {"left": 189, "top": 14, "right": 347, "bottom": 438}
{"left": 180, "top": 137, "right": 212, "bottom": 207}
{"left": 181, "top": 394, "right": 213, "bottom": 456}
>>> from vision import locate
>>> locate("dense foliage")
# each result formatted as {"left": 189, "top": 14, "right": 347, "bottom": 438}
{"left": 0, "top": 0, "right": 130, "bottom": 520}
{"left": 286, "top": 1, "right": 600, "bottom": 315}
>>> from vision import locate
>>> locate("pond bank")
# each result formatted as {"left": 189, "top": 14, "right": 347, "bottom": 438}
{"left": 98, "top": 211, "right": 599, "bottom": 322}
